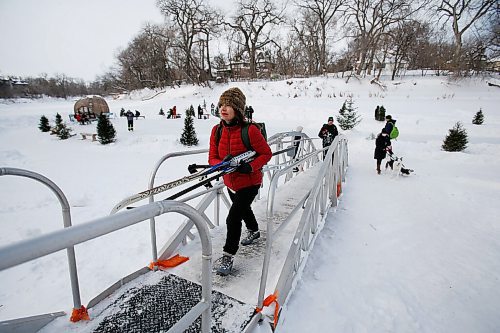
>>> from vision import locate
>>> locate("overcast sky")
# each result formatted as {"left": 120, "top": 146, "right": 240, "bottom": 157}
{"left": 0, "top": 0, "right": 165, "bottom": 81}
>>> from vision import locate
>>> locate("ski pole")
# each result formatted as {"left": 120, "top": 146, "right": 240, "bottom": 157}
{"left": 111, "top": 151, "right": 255, "bottom": 214}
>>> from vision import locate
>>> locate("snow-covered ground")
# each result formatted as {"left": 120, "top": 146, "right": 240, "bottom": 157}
{"left": 1, "top": 74, "right": 499, "bottom": 332}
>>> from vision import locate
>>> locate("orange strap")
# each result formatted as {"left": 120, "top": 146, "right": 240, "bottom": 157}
{"left": 255, "top": 292, "right": 280, "bottom": 329}
{"left": 149, "top": 254, "right": 189, "bottom": 270}
{"left": 70, "top": 305, "right": 90, "bottom": 322}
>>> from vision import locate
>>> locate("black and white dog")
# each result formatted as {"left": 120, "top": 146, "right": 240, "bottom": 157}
{"left": 386, "top": 151, "right": 414, "bottom": 176}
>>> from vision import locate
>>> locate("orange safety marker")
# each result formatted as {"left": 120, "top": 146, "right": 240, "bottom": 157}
{"left": 255, "top": 292, "right": 280, "bottom": 329}
{"left": 336, "top": 182, "right": 342, "bottom": 197}
{"left": 149, "top": 254, "right": 189, "bottom": 270}
{"left": 70, "top": 305, "right": 90, "bottom": 322}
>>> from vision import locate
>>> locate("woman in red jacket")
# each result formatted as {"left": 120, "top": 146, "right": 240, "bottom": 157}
{"left": 209, "top": 87, "right": 272, "bottom": 275}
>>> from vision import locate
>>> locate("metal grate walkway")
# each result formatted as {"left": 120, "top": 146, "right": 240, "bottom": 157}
{"left": 91, "top": 274, "right": 254, "bottom": 333}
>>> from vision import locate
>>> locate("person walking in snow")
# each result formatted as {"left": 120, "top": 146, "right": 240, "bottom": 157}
{"left": 384, "top": 114, "right": 396, "bottom": 137}
{"left": 208, "top": 87, "right": 272, "bottom": 276}
{"left": 318, "top": 116, "right": 339, "bottom": 158}
{"left": 384, "top": 114, "right": 397, "bottom": 169}
{"left": 292, "top": 126, "right": 303, "bottom": 172}
{"left": 198, "top": 105, "right": 203, "bottom": 119}
{"left": 374, "top": 128, "right": 392, "bottom": 174}
{"left": 125, "top": 110, "right": 135, "bottom": 131}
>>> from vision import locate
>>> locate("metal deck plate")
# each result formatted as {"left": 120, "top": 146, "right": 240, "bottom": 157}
{"left": 92, "top": 274, "right": 255, "bottom": 333}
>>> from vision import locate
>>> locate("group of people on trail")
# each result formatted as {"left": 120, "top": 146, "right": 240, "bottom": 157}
{"left": 146, "top": 87, "right": 399, "bottom": 276}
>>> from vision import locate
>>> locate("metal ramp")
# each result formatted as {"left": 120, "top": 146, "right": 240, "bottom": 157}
{"left": 87, "top": 273, "right": 254, "bottom": 333}
{"left": 0, "top": 132, "right": 348, "bottom": 333}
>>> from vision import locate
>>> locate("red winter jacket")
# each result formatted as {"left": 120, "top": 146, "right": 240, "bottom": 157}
{"left": 209, "top": 121, "right": 272, "bottom": 191}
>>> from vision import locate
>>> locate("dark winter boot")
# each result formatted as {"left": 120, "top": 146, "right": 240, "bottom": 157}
{"left": 216, "top": 253, "right": 234, "bottom": 276}
{"left": 241, "top": 230, "right": 260, "bottom": 246}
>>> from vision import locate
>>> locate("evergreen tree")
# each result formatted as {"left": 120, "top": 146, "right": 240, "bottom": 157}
{"left": 189, "top": 105, "right": 195, "bottom": 117}
{"left": 442, "top": 122, "right": 468, "bottom": 152}
{"left": 180, "top": 109, "right": 199, "bottom": 146}
{"left": 336, "top": 98, "right": 362, "bottom": 130}
{"left": 97, "top": 113, "right": 116, "bottom": 144}
{"left": 472, "top": 109, "right": 484, "bottom": 125}
{"left": 38, "top": 115, "right": 51, "bottom": 132}
{"left": 53, "top": 113, "right": 73, "bottom": 139}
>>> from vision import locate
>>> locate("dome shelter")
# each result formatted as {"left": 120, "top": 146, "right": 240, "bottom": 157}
{"left": 73, "top": 95, "right": 109, "bottom": 117}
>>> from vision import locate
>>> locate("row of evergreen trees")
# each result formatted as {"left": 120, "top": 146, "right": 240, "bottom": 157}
{"left": 37, "top": 103, "right": 486, "bottom": 152}
{"left": 38, "top": 113, "right": 116, "bottom": 144}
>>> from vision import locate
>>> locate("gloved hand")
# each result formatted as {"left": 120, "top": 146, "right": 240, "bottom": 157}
{"left": 236, "top": 162, "right": 252, "bottom": 174}
{"left": 222, "top": 154, "right": 233, "bottom": 162}
{"left": 188, "top": 164, "right": 197, "bottom": 174}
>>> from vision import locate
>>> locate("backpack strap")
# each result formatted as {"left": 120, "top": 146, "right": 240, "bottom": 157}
{"left": 215, "top": 124, "right": 223, "bottom": 146}
{"left": 215, "top": 122, "right": 255, "bottom": 151}
{"left": 241, "top": 123, "right": 252, "bottom": 151}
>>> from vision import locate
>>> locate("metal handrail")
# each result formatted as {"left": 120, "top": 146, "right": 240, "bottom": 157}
{"left": 256, "top": 135, "right": 348, "bottom": 312}
{"left": 0, "top": 200, "right": 213, "bottom": 333}
{"left": 272, "top": 137, "right": 348, "bottom": 316}
{"left": 0, "top": 168, "right": 82, "bottom": 310}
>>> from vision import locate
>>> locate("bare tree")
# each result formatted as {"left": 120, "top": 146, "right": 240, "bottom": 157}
{"left": 157, "top": 0, "right": 219, "bottom": 84}
{"left": 289, "top": 14, "right": 322, "bottom": 75}
{"left": 116, "top": 24, "right": 174, "bottom": 90}
{"left": 295, "top": 0, "right": 345, "bottom": 75}
{"left": 436, "top": 0, "right": 496, "bottom": 73}
{"left": 345, "top": 0, "right": 427, "bottom": 76}
{"left": 385, "top": 20, "right": 429, "bottom": 80}
{"left": 224, "top": 0, "right": 286, "bottom": 78}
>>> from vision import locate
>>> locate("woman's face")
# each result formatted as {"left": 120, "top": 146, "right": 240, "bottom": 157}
{"left": 219, "top": 103, "right": 236, "bottom": 122}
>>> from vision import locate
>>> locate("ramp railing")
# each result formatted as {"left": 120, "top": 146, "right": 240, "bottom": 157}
{"left": 250, "top": 135, "right": 348, "bottom": 329}
{"left": 0, "top": 198, "right": 213, "bottom": 333}
{"left": 0, "top": 168, "right": 82, "bottom": 311}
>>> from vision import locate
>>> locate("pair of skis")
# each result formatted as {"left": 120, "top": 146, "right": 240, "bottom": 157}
{"left": 110, "top": 151, "right": 256, "bottom": 214}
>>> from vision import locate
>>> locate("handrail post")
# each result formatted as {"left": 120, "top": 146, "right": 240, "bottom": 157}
{"left": 0, "top": 168, "right": 82, "bottom": 310}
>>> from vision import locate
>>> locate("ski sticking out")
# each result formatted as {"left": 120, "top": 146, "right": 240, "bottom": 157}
{"left": 110, "top": 151, "right": 256, "bottom": 214}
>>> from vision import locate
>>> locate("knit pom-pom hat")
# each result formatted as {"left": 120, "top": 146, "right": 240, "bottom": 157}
{"left": 218, "top": 87, "right": 246, "bottom": 115}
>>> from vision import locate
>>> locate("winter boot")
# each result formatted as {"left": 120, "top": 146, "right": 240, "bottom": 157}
{"left": 241, "top": 230, "right": 260, "bottom": 246}
{"left": 216, "top": 253, "right": 234, "bottom": 276}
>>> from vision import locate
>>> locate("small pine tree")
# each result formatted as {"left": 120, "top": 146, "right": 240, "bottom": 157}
{"left": 38, "top": 115, "right": 51, "bottom": 132}
{"left": 189, "top": 105, "right": 195, "bottom": 117}
{"left": 180, "top": 109, "right": 199, "bottom": 146}
{"left": 336, "top": 98, "right": 362, "bottom": 130}
{"left": 53, "top": 113, "right": 72, "bottom": 139}
{"left": 97, "top": 113, "right": 116, "bottom": 144}
{"left": 442, "top": 122, "right": 468, "bottom": 152}
{"left": 472, "top": 109, "right": 484, "bottom": 125}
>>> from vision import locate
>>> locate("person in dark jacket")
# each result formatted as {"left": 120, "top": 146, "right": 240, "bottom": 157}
{"left": 318, "top": 117, "right": 339, "bottom": 158}
{"left": 208, "top": 87, "right": 272, "bottom": 275}
{"left": 384, "top": 115, "right": 396, "bottom": 135}
{"left": 125, "top": 110, "right": 134, "bottom": 131}
{"left": 374, "top": 128, "right": 392, "bottom": 174}
{"left": 292, "top": 126, "right": 303, "bottom": 172}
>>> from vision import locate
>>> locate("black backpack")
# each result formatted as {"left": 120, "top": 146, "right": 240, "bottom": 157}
{"left": 215, "top": 122, "right": 267, "bottom": 151}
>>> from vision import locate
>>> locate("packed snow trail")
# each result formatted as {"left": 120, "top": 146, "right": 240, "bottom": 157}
{"left": 278, "top": 135, "right": 500, "bottom": 333}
